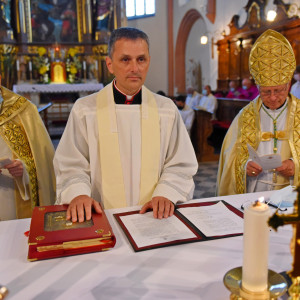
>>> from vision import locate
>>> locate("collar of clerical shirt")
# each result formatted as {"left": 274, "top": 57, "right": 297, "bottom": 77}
{"left": 113, "top": 80, "right": 142, "bottom": 105}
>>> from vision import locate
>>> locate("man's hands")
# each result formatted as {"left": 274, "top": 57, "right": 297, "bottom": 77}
{"left": 276, "top": 159, "right": 295, "bottom": 177}
{"left": 139, "top": 196, "right": 175, "bottom": 219}
{"left": 246, "top": 161, "right": 262, "bottom": 177}
{"left": 67, "top": 195, "right": 102, "bottom": 223}
{"left": 1, "top": 160, "right": 24, "bottom": 177}
{"left": 246, "top": 159, "right": 295, "bottom": 178}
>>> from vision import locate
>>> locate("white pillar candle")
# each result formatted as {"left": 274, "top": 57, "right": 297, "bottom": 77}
{"left": 95, "top": 60, "right": 98, "bottom": 71}
{"left": 29, "top": 61, "right": 32, "bottom": 71}
{"left": 16, "top": 59, "right": 20, "bottom": 71}
{"left": 242, "top": 198, "right": 270, "bottom": 292}
{"left": 83, "top": 61, "right": 86, "bottom": 70}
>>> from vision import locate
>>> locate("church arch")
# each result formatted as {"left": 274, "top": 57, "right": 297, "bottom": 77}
{"left": 175, "top": 9, "right": 205, "bottom": 94}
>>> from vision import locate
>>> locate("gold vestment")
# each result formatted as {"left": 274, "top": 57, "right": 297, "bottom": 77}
{"left": 217, "top": 94, "right": 300, "bottom": 196}
{"left": 0, "top": 87, "right": 56, "bottom": 218}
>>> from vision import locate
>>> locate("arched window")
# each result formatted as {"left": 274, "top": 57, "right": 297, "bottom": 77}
{"left": 126, "top": 0, "right": 155, "bottom": 19}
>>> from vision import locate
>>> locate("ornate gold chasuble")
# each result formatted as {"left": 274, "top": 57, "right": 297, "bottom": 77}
{"left": 96, "top": 83, "right": 160, "bottom": 209}
{"left": 217, "top": 95, "right": 300, "bottom": 196}
{"left": 0, "top": 87, "right": 55, "bottom": 218}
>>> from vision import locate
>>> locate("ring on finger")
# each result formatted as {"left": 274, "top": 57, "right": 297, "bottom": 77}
{"left": 251, "top": 171, "right": 256, "bottom": 175}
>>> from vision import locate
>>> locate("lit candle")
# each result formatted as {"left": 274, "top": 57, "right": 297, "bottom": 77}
{"left": 16, "top": 59, "right": 20, "bottom": 71}
{"left": 242, "top": 197, "right": 270, "bottom": 292}
{"left": 29, "top": 61, "right": 32, "bottom": 71}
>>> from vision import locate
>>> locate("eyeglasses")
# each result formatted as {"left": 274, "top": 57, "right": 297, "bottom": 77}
{"left": 240, "top": 199, "right": 287, "bottom": 212}
{"left": 259, "top": 85, "right": 288, "bottom": 98}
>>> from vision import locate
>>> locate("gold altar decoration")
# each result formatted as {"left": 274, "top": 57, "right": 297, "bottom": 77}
{"left": 51, "top": 62, "right": 66, "bottom": 84}
{"left": 268, "top": 186, "right": 300, "bottom": 299}
{"left": 249, "top": 29, "right": 296, "bottom": 87}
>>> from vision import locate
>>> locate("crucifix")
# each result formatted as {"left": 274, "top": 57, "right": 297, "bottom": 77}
{"left": 268, "top": 186, "right": 300, "bottom": 297}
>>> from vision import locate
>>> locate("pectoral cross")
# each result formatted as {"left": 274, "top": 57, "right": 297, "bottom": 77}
{"left": 268, "top": 186, "right": 300, "bottom": 279}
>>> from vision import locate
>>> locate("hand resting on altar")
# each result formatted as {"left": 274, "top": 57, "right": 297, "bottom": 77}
{"left": 66, "top": 195, "right": 102, "bottom": 223}
{"left": 139, "top": 196, "right": 175, "bottom": 219}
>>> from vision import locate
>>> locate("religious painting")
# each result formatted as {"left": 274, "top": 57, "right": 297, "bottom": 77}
{"left": 0, "top": 0, "right": 12, "bottom": 30}
{"left": 30, "top": 0, "right": 78, "bottom": 43}
{"left": 95, "top": 0, "right": 112, "bottom": 32}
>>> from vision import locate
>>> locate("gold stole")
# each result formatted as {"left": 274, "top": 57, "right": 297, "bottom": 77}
{"left": 97, "top": 84, "right": 160, "bottom": 209}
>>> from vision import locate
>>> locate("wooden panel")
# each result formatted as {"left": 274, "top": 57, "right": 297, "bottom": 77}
{"left": 216, "top": 98, "right": 250, "bottom": 123}
{"left": 228, "top": 40, "right": 241, "bottom": 80}
{"left": 191, "top": 110, "right": 219, "bottom": 162}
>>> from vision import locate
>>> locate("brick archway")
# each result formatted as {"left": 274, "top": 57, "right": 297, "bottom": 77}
{"left": 175, "top": 9, "right": 202, "bottom": 94}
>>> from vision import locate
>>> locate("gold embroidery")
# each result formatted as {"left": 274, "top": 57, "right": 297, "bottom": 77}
{"left": 293, "top": 100, "right": 300, "bottom": 185}
{"left": 0, "top": 100, "right": 38, "bottom": 207}
{"left": 0, "top": 97, "right": 27, "bottom": 125}
{"left": 235, "top": 102, "right": 259, "bottom": 194}
{"left": 261, "top": 131, "right": 287, "bottom": 141}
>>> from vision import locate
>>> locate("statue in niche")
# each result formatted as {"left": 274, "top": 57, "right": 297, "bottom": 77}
{"left": 95, "top": 0, "right": 112, "bottom": 31}
{"left": 187, "top": 59, "right": 202, "bottom": 92}
{"left": 0, "top": 0, "right": 11, "bottom": 30}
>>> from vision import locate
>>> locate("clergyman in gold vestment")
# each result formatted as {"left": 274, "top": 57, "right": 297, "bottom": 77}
{"left": 0, "top": 78, "right": 55, "bottom": 220}
{"left": 217, "top": 29, "right": 299, "bottom": 196}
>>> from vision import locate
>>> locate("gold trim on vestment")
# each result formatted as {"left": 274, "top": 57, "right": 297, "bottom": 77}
{"left": 261, "top": 131, "right": 287, "bottom": 141}
{"left": 235, "top": 100, "right": 260, "bottom": 194}
{"left": 0, "top": 99, "right": 38, "bottom": 207}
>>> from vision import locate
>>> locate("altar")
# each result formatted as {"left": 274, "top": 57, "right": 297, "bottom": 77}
{"left": 0, "top": 191, "right": 292, "bottom": 299}
{"left": 13, "top": 83, "right": 104, "bottom": 106}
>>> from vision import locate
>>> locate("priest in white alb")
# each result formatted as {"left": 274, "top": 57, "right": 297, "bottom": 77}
{"left": 54, "top": 27, "right": 198, "bottom": 222}
{"left": 217, "top": 29, "right": 300, "bottom": 196}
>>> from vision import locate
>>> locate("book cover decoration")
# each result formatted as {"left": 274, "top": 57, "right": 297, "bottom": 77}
{"left": 28, "top": 205, "right": 116, "bottom": 261}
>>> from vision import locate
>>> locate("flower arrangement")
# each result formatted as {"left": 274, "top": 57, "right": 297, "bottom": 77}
{"left": 33, "top": 47, "right": 50, "bottom": 83}
{"left": 66, "top": 47, "right": 82, "bottom": 83}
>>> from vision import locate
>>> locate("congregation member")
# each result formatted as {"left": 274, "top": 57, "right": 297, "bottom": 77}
{"left": 185, "top": 86, "right": 200, "bottom": 109}
{"left": 238, "top": 78, "right": 259, "bottom": 100}
{"left": 174, "top": 95, "right": 195, "bottom": 136}
{"left": 54, "top": 27, "right": 198, "bottom": 222}
{"left": 226, "top": 80, "right": 243, "bottom": 98}
{"left": 0, "top": 74, "right": 55, "bottom": 220}
{"left": 195, "top": 85, "right": 218, "bottom": 119}
{"left": 291, "top": 65, "right": 300, "bottom": 99}
{"left": 217, "top": 29, "right": 298, "bottom": 196}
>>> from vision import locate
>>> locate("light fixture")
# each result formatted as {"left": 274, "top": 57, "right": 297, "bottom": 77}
{"left": 266, "top": 10, "right": 277, "bottom": 21}
{"left": 200, "top": 35, "right": 208, "bottom": 45}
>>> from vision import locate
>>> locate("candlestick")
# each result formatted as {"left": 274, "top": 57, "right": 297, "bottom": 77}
{"left": 242, "top": 199, "right": 270, "bottom": 293}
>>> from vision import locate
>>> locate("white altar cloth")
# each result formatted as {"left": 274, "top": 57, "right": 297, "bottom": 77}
{"left": 13, "top": 83, "right": 103, "bottom": 94}
{"left": 0, "top": 191, "right": 292, "bottom": 300}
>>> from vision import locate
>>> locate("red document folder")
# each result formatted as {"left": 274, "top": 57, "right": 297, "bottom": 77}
{"left": 114, "top": 200, "right": 243, "bottom": 252}
{"left": 28, "top": 205, "right": 116, "bottom": 261}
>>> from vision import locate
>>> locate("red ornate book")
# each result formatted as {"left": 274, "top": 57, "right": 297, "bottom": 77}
{"left": 28, "top": 205, "right": 116, "bottom": 261}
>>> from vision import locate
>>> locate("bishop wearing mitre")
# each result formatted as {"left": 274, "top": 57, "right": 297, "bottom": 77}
{"left": 217, "top": 29, "right": 300, "bottom": 196}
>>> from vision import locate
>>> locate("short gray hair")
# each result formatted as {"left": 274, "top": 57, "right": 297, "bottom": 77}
{"left": 108, "top": 27, "right": 149, "bottom": 58}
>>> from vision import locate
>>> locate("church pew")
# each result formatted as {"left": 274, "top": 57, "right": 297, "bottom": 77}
{"left": 191, "top": 98, "right": 250, "bottom": 162}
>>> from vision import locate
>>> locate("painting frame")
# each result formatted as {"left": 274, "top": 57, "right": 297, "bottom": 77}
{"left": 23, "top": 0, "right": 82, "bottom": 44}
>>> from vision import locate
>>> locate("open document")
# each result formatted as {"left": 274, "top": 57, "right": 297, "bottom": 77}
{"left": 247, "top": 144, "right": 282, "bottom": 170}
{"left": 114, "top": 201, "right": 243, "bottom": 252}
